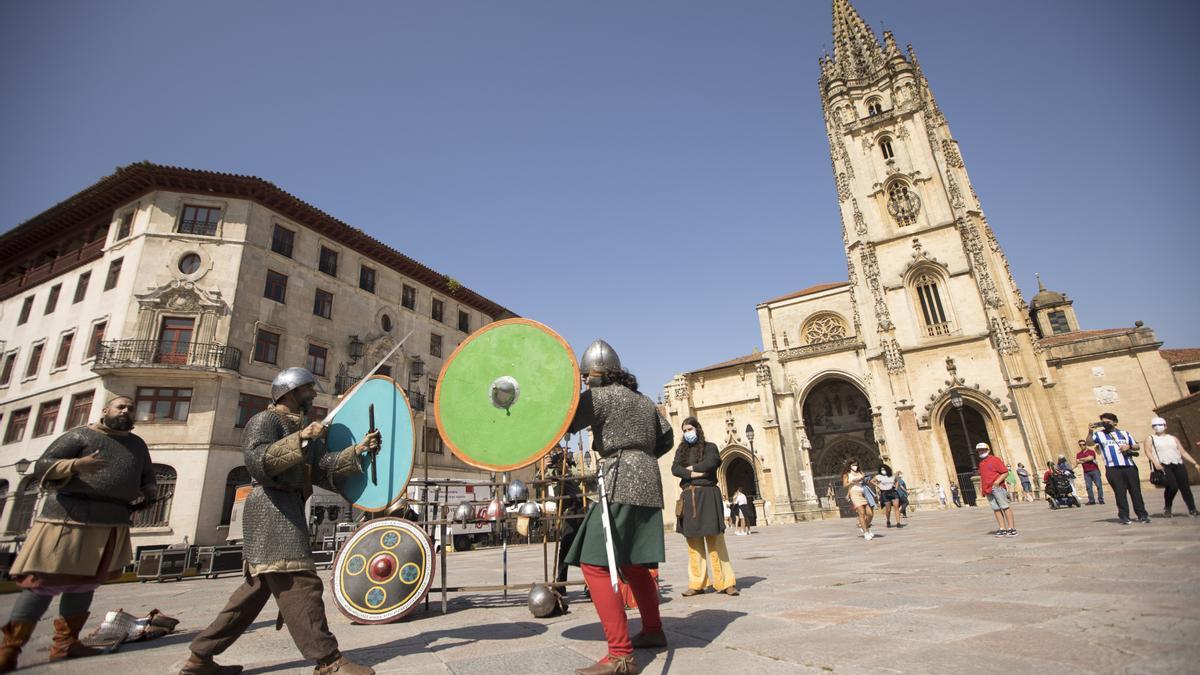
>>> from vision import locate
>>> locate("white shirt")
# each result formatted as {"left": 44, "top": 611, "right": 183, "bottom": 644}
{"left": 734, "top": 493, "right": 748, "bottom": 506}
{"left": 1151, "top": 434, "right": 1184, "bottom": 464}
{"left": 876, "top": 474, "right": 897, "bottom": 491}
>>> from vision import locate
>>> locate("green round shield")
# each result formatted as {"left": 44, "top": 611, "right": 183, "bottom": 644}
{"left": 435, "top": 319, "right": 579, "bottom": 471}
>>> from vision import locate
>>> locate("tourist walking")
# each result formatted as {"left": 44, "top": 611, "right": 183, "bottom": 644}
{"left": 1005, "top": 464, "right": 1021, "bottom": 502}
{"left": 1145, "top": 417, "right": 1200, "bottom": 517}
{"left": 671, "top": 417, "right": 738, "bottom": 597}
{"left": 1, "top": 396, "right": 155, "bottom": 672}
{"left": 1016, "top": 463, "right": 1033, "bottom": 501}
{"left": 978, "top": 443, "right": 1017, "bottom": 536}
{"left": 732, "top": 487, "right": 749, "bottom": 535}
{"left": 1075, "top": 439, "right": 1104, "bottom": 505}
{"left": 874, "top": 464, "right": 903, "bottom": 528}
{"left": 950, "top": 483, "right": 962, "bottom": 508}
{"left": 936, "top": 483, "right": 948, "bottom": 508}
{"left": 896, "top": 471, "right": 910, "bottom": 517}
{"left": 842, "top": 459, "right": 876, "bottom": 540}
{"left": 565, "top": 340, "right": 674, "bottom": 675}
{"left": 1090, "top": 412, "right": 1150, "bottom": 525}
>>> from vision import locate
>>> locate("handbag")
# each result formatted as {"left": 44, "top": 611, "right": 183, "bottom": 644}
{"left": 1149, "top": 468, "right": 1166, "bottom": 488}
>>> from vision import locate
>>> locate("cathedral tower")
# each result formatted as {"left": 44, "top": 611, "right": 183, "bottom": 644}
{"left": 818, "top": 0, "right": 1060, "bottom": 483}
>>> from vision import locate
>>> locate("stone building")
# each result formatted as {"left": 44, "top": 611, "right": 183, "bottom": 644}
{"left": 0, "top": 162, "right": 514, "bottom": 549}
{"left": 658, "top": 0, "right": 1198, "bottom": 524}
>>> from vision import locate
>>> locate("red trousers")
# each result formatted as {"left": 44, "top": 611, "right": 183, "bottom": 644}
{"left": 581, "top": 563, "right": 662, "bottom": 658}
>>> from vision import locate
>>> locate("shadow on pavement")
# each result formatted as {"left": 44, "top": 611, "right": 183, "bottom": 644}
{"left": 561, "top": 606, "right": 748, "bottom": 675}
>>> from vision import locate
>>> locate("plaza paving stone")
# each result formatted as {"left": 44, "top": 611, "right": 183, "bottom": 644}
{"left": 2, "top": 493, "right": 1198, "bottom": 674}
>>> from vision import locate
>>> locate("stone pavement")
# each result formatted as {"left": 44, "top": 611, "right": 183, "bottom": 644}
{"left": 4, "top": 494, "right": 1198, "bottom": 674}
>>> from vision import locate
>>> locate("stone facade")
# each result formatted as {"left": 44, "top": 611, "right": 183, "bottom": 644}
{"left": 0, "top": 163, "right": 514, "bottom": 549}
{"left": 659, "top": 0, "right": 1195, "bottom": 525}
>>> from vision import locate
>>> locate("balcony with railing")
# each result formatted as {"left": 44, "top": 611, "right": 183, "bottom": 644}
{"left": 925, "top": 322, "right": 954, "bottom": 338}
{"left": 93, "top": 340, "right": 241, "bottom": 373}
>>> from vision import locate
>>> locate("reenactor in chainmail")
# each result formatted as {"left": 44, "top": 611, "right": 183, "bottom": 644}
{"left": 180, "top": 368, "right": 379, "bottom": 675}
{"left": 0, "top": 395, "right": 155, "bottom": 672}
{"left": 563, "top": 340, "right": 674, "bottom": 675}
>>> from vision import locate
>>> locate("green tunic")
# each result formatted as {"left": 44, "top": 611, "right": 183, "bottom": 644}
{"left": 563, "top": 502, "right": 665, "bottom": 567}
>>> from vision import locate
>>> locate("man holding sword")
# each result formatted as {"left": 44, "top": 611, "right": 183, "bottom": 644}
{"left": 180, "top": 367, "right": 380, "bottom": 675}
{"left": 563, "top": 340, "right": 674, "bottom": 675}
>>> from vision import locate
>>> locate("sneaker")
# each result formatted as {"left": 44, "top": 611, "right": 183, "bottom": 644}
{"left": 993, "top": 530, "right": 1006, "bottom": 537}
{"left": 1119, "top": 519, "right": 1132, "bottom": 525}
{"left": 886, "top": 522, "right": 892, "bottom": 528}
{"left": 1085, "top": 501, "right": 1096, "bottom": 505}
{"left": 863, "top": 531, "right": 873, "bottom": 540}
{"left": 1139, "top": 517, "right": 1151, "bottom": 524}
{"left": 1006, "top": 529, "right": 1018, "bottom": 537}
{"left": 1163, "top": 509, "right": 1173, "bottom": 518}
{"left": 1190, "top": 510, "right": 1199, "bottom": 517}
{"left": 1099, "top": 500, "right": 1105, "bottom": 504}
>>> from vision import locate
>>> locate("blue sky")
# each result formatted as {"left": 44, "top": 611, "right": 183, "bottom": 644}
{"left": 2, "top": 0, "right": 1197, "bottom": 399}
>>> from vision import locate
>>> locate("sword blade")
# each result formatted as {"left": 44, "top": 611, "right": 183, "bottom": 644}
{"left": 594, "top": 466, "right": 620, "bottom": 592}
{"left": 320, "top": 329, "right": 414, "bottom": 426}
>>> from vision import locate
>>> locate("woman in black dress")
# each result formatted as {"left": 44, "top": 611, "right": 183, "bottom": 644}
{"left": 671, "top": 417, "right": 738, "bottom": 596}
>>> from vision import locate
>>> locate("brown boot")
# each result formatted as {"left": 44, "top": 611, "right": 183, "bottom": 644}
{"left": 49, "top": 614, "right": 103, "bottom": 661}
{"left": 178, "top": 652, "right": 244, "bottom": 675}
{"left": 575, "top": 654, "right": 640, "bottom": 675}
{"left": 314, "top": 653, "right": 374, "bottom": 675}
{"left": 0, "top": 621, "right": 36, "bottom": 672}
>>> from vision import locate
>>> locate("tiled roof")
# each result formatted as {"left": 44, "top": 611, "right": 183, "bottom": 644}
{"left": 1160, "top": 349, "right": 1200, "bottom": 366}
{"left": 689, "top": 352, "right": 764, "bottom": 374}
{"left": 0, "top": 162, "right": 514, "bottom": 318}
{"left": 1037, "top": 328, "right": 1134, "bottom": 348}
{"left": 759, "top": 281, "right": 850, "bottom": 306}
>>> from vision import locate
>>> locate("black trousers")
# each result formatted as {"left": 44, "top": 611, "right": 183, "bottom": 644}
{"left": 1162, "top": 463, "right": 1196, "bottom": 512}
{"left": 1105, "top": 465, "right": 1148, "bottom": 521}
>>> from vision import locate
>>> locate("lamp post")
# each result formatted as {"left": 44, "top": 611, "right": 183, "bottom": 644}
{"left": 15, "top": 459, "right": 31, "bottom": 475}
{"left": 949, "top": 391, "right": 977, "bottom": 471}
{"left": 744, "top": 424, "right": 760, "bottom": 497}
{"left": 348, "top": 335, "right": 364, "bottom": 364}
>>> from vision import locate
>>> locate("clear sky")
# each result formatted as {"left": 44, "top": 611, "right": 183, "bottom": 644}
{"left": 2, "top": 0, "right": 1197, "bottom": 400}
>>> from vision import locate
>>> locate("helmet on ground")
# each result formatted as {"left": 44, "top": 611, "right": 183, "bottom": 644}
{"left": 271, "top": 367, "right": 320, "bottom": 403}
{"left": 528, "top": 583, "right": 567, "bottom": 618}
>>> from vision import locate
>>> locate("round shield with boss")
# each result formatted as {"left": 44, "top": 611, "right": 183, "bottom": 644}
{"left": 331, "top": 518, "right": 434, "bottom": 624}
{"left": 435, "top": 318, "right": 579, "bottom": 471}
{"left": 325, "top": 376, "right": 415, "bottom": 513}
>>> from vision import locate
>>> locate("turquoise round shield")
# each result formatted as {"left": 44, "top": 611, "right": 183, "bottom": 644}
{"left": 325, "top": 376, "right": 415, "bottom": 513}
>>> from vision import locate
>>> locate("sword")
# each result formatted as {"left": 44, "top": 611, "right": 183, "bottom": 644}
{"left": 594, "top": 451, "right": 620, "bottom": 593}
{"left": 368, "top": 404, "right": 378, "bottom": 485}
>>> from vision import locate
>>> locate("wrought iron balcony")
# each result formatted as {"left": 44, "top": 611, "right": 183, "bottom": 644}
{"left": 93, "top": 340, "right": 241, "bottom": 373}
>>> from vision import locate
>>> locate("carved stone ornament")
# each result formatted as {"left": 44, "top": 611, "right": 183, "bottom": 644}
{"left": 883, "top": 337, "right": 905, "bottom": 374}
{"left": 991, "top": 316, "right": 1019, "bottom": 355}
{"left": 896, "top": 124, "right": 910, "bottom": 140}
{"left": 945, "top": 356, "right": 957, "bottom": 377}
{"left": 672, "top": 374, "right": 690, "bottom": 400}
{"left": 942, "top": 139, "right": 964, "bottom": 168}
{"left": 1093, "top": 385, "right": 1119, "bottom": 406}
{"left": 852, "top": 198, "right": 868, "bottom": 237}
{"left": 837, "top": 172, "right": 851, "bottom": 202}
{"left": 804, "top": 314, "right": 849, "bottom": 345}
{"left": 956, "top": 216, "right": 1003, "bottom": 309}
{"left": 724, "top": 409, "right": 741, "bottom": 445}
{"left": 947, "top": 172, "right": 966, "bottom": 210}
{"left": 756, "top": 363, "right": 772, "bottom": 386}
{"left": 859, "top": 244, "right": 893, "bottom": 331}
{"left": 136, "top": 279, "right": 227, "bottom": 315}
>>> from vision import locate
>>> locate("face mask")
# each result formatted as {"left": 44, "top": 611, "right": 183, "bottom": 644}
{"left": 978, "top": 452, "right": 988, "bottom": 459}
{"left": 1102, "top": 422, "right": 1114, "bottom": 431}
{"left": 683, "top": 431, "right": 698, "bottom": 444}
{"left": 850, "top": 465, "right": 858, "bottom": 471}
{"left": 1152, "top": 425, "right": 1166, "bottom": 434}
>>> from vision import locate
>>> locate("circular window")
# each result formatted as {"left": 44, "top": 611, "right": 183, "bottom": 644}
{"left": 381, "top": 314, "right": 393, "bottom": 332}
{"left": 179, "top": 253, "right": 202, "bottom": 275}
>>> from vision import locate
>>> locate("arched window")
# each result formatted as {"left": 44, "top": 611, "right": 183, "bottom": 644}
{"left": 803, "top": 314, "right": 849, "bottom": 345}
{"left": 8, "top": 477, "right": 39, "bottom": 535}
{"left": 133, "top": 464, "right": 176, "bottom": 528}
{"left": 220, "top": 466, "right": 251, "bottom": 525}
{"left": 879, "top": 137, "right": 895, "bottom": 160}
{"left": 886, "top": 180, "right": 920, "bottom": 227}
{"left": 914, "top": 272, "right": 952, "bottom": 336}
{"left": 867, "top": 98, "right": 884, "bottom": 116}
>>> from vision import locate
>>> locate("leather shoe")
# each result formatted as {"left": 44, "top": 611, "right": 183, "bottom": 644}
{"left": 720, "top": 586, "right": 740, "bottom": 596}
{"left": 314, "top": 654, "right": 374, "bottom": 675}
{"left": 576, "top": 654, "right": 639, "bottom": 675}
{"left": 179, "top": 653, "right": 244, "bottom": 675}
{"left": 630, "top": 630, "right": 667, "bottom": 649}
{"left": 680, "top": 588, "right": 704, "bottom": 597}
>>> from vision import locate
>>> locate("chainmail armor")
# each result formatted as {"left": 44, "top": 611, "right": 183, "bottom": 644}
{"left": 34, "top": 426, "right": 155, "bottom": 525}
{"left": 570, "top": 385, "right": 673, "bottom": 508}
{"left": 241, "top": 409, "right": 363, "bottom": 568}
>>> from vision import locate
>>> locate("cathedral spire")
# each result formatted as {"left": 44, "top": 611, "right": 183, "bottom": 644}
{"left": 831, "top": 0, "right": 884, "bottom": 79}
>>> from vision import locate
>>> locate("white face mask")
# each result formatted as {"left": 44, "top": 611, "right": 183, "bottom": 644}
{"left": 1152, "top": 425, "right": 1166, "bottom": 434}
{"left": 850, "top": 465, "right": 858, "bottom": 471}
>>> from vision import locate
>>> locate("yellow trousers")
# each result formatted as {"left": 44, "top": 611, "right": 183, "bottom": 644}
{"left": 685, "top": 534, "right": 736, "bottom": 591}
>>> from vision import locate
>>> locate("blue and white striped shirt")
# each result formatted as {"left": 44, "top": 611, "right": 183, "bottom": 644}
{"left": 1091, "top": 429, "right": 1137, "bottom": 468}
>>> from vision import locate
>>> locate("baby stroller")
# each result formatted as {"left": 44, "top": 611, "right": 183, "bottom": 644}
{"left": 1045, "top": 472, "right": 1081, "bottom": 509}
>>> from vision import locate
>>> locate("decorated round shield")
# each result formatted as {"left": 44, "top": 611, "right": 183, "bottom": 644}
{"left": 325, "top": 376, "right": 415, "bottom": 513}
{"left": 331, "top": 518, "right": 434, "bottom": 624}
{"left": 435, "top": 319, "right": 579, "bottom": 471}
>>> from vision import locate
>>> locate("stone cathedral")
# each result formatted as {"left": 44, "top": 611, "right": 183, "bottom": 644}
{"left": 657, "top": 0, "right": 1199, "bottom": 523}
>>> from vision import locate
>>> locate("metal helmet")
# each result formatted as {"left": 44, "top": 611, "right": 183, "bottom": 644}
{"left": 518, "top": 501, "right": 541, "bottom": 519}
{"left": 506, "top": 479, "right": 528, "bottom": 503}
{"left": 271, "top": 367, "right": 320, "bottom": 403}
{"left": 485, "top": 497, "right": 506, "bottom": 522}
{"left": 528, "top": 583, "right": 566, "bottom": 618}
{"left": 580, "top": 339, "right": 621, "bottom": 375}
{"left": 453, "top": 501, "right": 475, "bottom": 524}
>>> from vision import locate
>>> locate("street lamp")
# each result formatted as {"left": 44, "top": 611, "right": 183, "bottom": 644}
{"left": 348, "top": 335, "right": 364, "bottom": 363}
{"left": 949, "top": 391, "right": 977, "bottom": 471}
{"left": 744, "top": 424, "right": 760, "bottom": 497}
{"left": 15, "top": 459, "right": 32, "bottom": 475}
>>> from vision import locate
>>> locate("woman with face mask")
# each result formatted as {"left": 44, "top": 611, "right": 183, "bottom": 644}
{"left": 842, "top": 458, "right": 875, "bottom": 540}
{"left": 1145, "top": 417, "right": 1200, "bottom": 517}
{"left": 670, "top": 417, "right": 738, "bottom": 597}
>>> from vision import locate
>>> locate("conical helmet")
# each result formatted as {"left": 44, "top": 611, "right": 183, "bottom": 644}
{"left": 580, "top": 339, "right": 621, "bottom": 375}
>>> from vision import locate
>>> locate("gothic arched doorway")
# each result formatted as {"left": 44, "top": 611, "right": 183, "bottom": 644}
{"left": 941, "top": 400, "right": 993, "bottom": 506}
{"left": 721, "top": 454, "right": 758, "bottom": 526}
{"left": 803, "top": 377, "right": 880, "bottom": 516}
